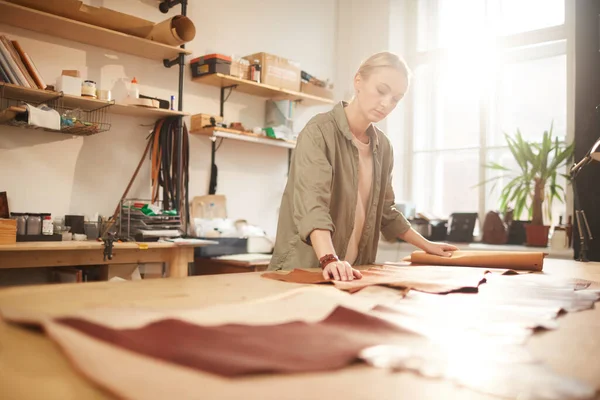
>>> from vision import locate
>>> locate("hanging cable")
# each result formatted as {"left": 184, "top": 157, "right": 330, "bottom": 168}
{"left": 223, "top": 87, "right": 234, "bottom": 103}
{"left": 150, "top": 116, "right": 190, "bottom": 229}
{"left": 215, "top": 137, "right": 224, "bottom": 152}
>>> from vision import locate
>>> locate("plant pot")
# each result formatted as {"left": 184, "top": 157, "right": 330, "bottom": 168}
{"left": 524, "top": 224, "right": 550, "bottom": 247}
{"left": 507, "top": 220, "right": 530, "bottom": 245}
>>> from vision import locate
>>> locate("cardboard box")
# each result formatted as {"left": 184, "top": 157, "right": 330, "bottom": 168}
{"left": 100, "top": 264, "right": 142, "bottom": 281}
{"left": 190, "top": 113, "right": 223, "bottom": 132}
{"left": 244, "top": 52, "right": 301, "bottom": 91}
{"left": 56, "top": 75, "right": 82, "bottom": 96}
{"left": 301, "top": 82, "right": 335, "bottom": 100}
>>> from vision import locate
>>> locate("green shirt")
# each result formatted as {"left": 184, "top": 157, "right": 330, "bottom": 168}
{"left": 268, "top": 102, "right": 411, "bottom": 270}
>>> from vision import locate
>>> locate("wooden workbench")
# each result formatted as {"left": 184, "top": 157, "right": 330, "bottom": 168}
{"left": 0, "top": 240, "right": 214, "bottom": 278}
{"left": 0, "top": 259, "right": 599, "bottom": 399}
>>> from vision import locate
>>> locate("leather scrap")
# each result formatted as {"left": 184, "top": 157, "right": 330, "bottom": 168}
{"left": 262, "top": 265, "right": 489, "bottom": 294}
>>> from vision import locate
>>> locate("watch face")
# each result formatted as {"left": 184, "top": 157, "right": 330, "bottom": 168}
{"left": 0, "top": 192, "right": 8, "bottom": 219}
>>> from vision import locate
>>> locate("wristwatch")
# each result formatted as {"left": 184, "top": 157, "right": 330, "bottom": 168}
{"left": 319, "top": 253, "right": 339, "bottom": 269}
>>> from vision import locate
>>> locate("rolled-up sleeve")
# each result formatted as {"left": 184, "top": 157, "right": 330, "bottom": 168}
{"left": 380, "top": 147, "right": 411, "bottom": 241}
{"left": 292, "top": 124, "right": 335, "bottom": 244}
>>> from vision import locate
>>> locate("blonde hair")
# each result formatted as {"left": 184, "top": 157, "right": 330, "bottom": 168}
{"left": 357, "top": 51, "right": 411, "bottom": 81}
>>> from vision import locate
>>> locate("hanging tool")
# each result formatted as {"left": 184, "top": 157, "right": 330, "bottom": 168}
{"left": 150, "top": 116, "right": 190, "bottom": 229}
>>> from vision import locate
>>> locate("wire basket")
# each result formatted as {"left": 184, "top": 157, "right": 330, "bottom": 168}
{"left": 117, "top": 199, "right": 182, "bottom": 241}
{"left": 0, "top": 83, "right": 111, "bottom": 136}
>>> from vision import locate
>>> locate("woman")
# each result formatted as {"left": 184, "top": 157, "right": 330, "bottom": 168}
{"left": 268, "top": 52, "right": 458, "bottom": 280}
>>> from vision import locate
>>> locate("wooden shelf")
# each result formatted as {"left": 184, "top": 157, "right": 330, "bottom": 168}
{"left": 109, "top": 103, "right": 188, "bottom": 118}
{"left": 0, "top": 1, "right": 191, "bottom": 61}
{"left": 191, "top": 127, "right": 296, "bottom": 149}
{"left": 0, "top": 82, "right": 189, "bottom": 118}
{"left": 192, "top": 73, "right": 336, "bottom": 106}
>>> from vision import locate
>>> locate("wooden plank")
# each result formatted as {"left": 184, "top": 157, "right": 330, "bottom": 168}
{"left": 0, "top": 1, "right": 191, "bottom": 61}
{"left": 191, "top": 126, "right": 296, "bottom": 149}
{"left": 166, "top": 246, "right": 193, "bottom": 278}
{"left": 192, "top": 73, "right": 336, "bottom": 106}
{"left": 0, "top": 240, "right": 214, "bottom": 252}
{"left": 109, "top": 103, "right": 189, "bottom": 118}
{"left": 0, "top": 82, "right": 61, "bottom": 103}
{"left": 0, "top": 247, "right": 175, "bottom": 269}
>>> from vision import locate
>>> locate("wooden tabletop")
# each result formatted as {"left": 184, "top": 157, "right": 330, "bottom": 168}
{"left": 0, "top": 239, "right": 216, "bottom": 251}
{"left": 0, "top": 259, "right": 599, "bottom": 400}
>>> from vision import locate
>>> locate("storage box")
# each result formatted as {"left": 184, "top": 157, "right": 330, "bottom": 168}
{"left": 17, "top": 234, "right": 61, "bottom": 242}
{"left": 0, "top": 219, "right": 16, "bottom": 244}
{"left": 56, "top": 75, "right": 83, "bottom": 97}
{"left": 190, "top": 113, "right": 223, "bottom": 132}
{"left": 190, "top": 54, "right": 231, "bottom": 78}
{"left": 243, "top": 52, "right": 301, "bottom": 91}
{"left": 301, "top": 82, "right": 334, "bottom": 100}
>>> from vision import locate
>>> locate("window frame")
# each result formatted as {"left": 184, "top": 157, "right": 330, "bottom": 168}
{"left": 396, "top": 0, "right": 574, "bottom": 224}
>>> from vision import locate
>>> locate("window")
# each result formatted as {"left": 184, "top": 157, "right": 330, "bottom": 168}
{"left": 395, "top": 0, "right": 568, "bottom": 227}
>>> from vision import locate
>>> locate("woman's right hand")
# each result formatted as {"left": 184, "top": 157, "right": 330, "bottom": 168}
{"left": 322, "top": 260, "right": 363, "bottom": 281}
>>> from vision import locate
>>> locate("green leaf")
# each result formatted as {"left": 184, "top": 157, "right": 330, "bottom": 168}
{"left": 506, "top": 133, "right": 527, "bottom": 173}
{"left": 515, "top": 191, "right": 528, "bottom": 220}
{"left": 486, "top": 125, "right": 573, "bottom": 217}
{"left": 547, "top": 142, "right": 574, "bottom": 174}
{"left": 538, "top": 129, "right": 551, "bottom": 180}
{"left": 484, "top": 162, "right": 511, "bottom": 172}
{"left": 471, "top": 174, "right": 512, "bottom": 189}
{"left": 560, "top": 173, "right": 572, "bottom": 181}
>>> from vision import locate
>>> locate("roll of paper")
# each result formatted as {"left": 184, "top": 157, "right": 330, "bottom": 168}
{"left": 146, "top": 16, "right": 196, "bottom": 46}
{"left": 407, "top": 250, "right": 545, "bottom": 271}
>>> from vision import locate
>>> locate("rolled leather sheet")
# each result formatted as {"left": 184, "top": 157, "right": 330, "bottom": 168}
{"left": 407, "top": 250, "right": 545, "bottom": 272}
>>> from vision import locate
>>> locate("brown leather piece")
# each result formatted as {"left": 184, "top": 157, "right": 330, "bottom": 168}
{"left": 56, "top": 306, "right": 419, "bottom": 377}
{"left": 406, "top": 251, "right": 545, "bottom": 271}
{"left": 262, "top": 266, "right": 487, "bottom": 294}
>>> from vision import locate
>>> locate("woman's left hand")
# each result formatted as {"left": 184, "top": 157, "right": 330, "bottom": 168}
{"left": 424, "top": 242, "right": 459, "bottom": 257}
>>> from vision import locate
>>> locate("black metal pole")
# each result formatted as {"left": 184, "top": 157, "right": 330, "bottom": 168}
{"left": 175, "top": 0, "right": 187, "bottom": 226}
{"left": 209, "top": 140, "right": 217, "bottom": 194}
{"left": 220, "top": 87, "right": 225, "bottom": 117}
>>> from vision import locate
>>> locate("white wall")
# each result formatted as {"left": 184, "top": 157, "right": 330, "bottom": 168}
{"left": 0, "top": 0, "right": 336, "bottom": 237}
{"left": 336, "top": 0, "right": 410, "bottom": 202}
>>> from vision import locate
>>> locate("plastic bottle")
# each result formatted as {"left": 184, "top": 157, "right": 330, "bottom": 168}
{"left": 129, "top": 77, "right": 139, "bottom": 99}
{"left": 42, "top": 215, "right": 54, "bottom": 235}
{"left": 253, "top": 59, "right": 261, "bottom": 83}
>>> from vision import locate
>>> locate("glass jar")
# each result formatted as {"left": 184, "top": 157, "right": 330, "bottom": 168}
{"left": 10, "top": 212, "right": 27, "bottom": 235}
{"left": 81, "top": 80, "right": 97, "bottom": 98}
{"left": 26, "top": 213, "right": 42, "bottom": 235}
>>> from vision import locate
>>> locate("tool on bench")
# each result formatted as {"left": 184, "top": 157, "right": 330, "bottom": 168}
{"left": 102, "top": 232, "right": 117, "bottom": 261}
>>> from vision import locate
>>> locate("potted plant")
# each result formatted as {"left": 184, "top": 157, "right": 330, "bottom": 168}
{"left": 483, "top": 124, "right": 574, "bottom": 247}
